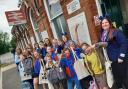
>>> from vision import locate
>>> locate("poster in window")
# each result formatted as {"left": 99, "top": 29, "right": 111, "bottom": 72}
{"left": 67, "top": 12, "right": 91, "bottom": 45}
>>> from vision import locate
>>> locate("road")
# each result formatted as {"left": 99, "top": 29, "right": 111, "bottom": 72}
{"left": 2, "top": 67, "right": 21, "bottom": 89}
{"left": 0, "top": 68, "right": 2, "bottom": 89}
{"left": 0, "top": 53, "right": 44, "bottom": 89}
{"left": 2, "top": 65, "right": 43, "bottom": 89}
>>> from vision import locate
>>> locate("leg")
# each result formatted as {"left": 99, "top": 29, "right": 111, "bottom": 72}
{"left": 67, "top": 79, "right": 73, "bottom": 89}
{"left": 111, "top": 62, "right": 125, "bottom": 88}
{"left": 33, "top": 77, "right": 39, "bottom": 89}
{"left": 73, "top": 76, "right": 82, "bottom": 89}
{"left": 61, "top": 79, "right": 67, "bottom": 89}
{"left": 80, "top": 75, "right": 93, "bottom": 89}
{"left": 95, "top": 73, "right": 108, "bottom": 89}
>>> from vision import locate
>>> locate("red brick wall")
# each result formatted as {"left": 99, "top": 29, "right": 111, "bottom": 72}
{"left": 60, "top": 0, "right": 100, "bottom": 43}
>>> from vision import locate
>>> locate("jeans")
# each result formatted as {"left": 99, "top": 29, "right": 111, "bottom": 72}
{"left": 67, "top": 76, "right": 82, "bottom": 89}
{"left": 21, "top": 80, "right": 33, "bottom": 89}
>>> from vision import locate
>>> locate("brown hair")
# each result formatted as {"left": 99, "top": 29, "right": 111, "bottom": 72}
{"left": 24, "top": 49, "right": 31, "bottom": 57}
{"left": 63, "top": 48, "right": 70, "bottom": 53}
{"left": 81, "top": 43, "right": 90, "bottom": 48}
{"left": 101, "top": 17, "right": 115, "bottom": 41}
{"left": 16, "top": 48, "right": 22, "bottom": 55}
{"left": 44, "top": 38, "right": 52, "bottom": 47}
{"left": 45, "top": 53, "right": 52, "bottom": 58}
{"left": 26, "top": 44, "right": 33, "bottom": 49}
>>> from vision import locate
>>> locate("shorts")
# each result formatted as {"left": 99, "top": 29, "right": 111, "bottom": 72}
{"left": 32, "top": 73, "right": 39, "bottom": 78}
{"left": 95, "top": 72, "right": 108, "bottom": 88}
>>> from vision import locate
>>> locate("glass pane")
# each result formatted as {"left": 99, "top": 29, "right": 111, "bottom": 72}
{"left": 60, "top": 15, "right": 67, "bottom": 33}
{"left": 53, "top": 17, "right": 62, "bottom": 38}
{"left": 53, "top": 15, "right": 67, "bottom": 38}
{"left": 46, "top": 0, "right": 62, "bottom": 19}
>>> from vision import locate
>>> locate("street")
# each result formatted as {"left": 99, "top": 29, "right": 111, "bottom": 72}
{"left": 0, "top": 52, "right": 44, "bottom": 89}
{"left": 2, "top": 65, "right": 43, "bottom": 89}
{"left": 2, "top": 67, "right": 21, "bottom": 89}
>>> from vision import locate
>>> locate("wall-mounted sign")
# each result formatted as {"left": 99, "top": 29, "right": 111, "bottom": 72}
{"left": 5, "top": 10, "right": 26, "bottom": 26}
{"left": 67, "top": 0, "right": 81, "bottom": 14}
{"left": 94, "top": 15, "right": 101, "bottom": 26}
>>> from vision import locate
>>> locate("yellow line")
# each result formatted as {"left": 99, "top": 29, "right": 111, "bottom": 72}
{"left": 1, "top": 64, "right": 16, "bottom": 72}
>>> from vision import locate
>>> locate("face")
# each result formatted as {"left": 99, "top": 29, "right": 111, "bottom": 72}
{"left": 58, "top": 40, "right": 63, "bottom": 45}
{"left": 34, "top": 51, "right": 39, "bottom": 59}
{"left": 27, "top": 46, "right": 32, "bottom": 52}
{"left": 46, "top": 56, "right": 52, "bottom": 62}
{"left": 102, "top": 19, "right": 110, "bottom": 31}
{"left": 39, "top": 42, "right": 45, "bottom": 48}
{"left": 52, "top": 39, "right": 58, "bottom": 45}
{"left": 20, "top": 54, "right": 25, "bottom": 61}
{"left": 47, "top": 47, "right": 52, "bottom": 53}
{"left": 70, "top": 43, "right": 75, "bottom": 49}
{"left": 35, "top": 43, "right": 39, "bottom": 48}
{"left": 62, "top": 35, "right": 68, "bottom": 42}
{"left": 82, "top": 45, "right": 89, "bottom": 54}
{"left": 64, "top": 50, "right": 70, "bottom": 57}
{"left": 44, "top": 38, "right": 50, "bottom": 44}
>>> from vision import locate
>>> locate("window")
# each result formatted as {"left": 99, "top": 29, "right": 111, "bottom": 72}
{"left": 29, "top": 8, "right": 42, "bottom": 42}
{"left": 45, "top": 0, "right": 67, "bottom": 38}
{"left": 46, "top": 0, "right": 63, "bottom": 19}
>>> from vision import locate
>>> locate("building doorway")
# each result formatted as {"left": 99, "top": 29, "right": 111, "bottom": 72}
{"left": 100, "top": 0, "right": 123, "bottom": 28}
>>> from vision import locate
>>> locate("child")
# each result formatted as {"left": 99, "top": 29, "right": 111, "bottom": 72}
{"left": 81, "top": 43, "right": 108, "bottom": 89}
{"left": 19, "top": 51, "right": 33, "bottom": 89}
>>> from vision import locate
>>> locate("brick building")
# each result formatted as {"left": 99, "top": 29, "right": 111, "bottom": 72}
{"left": 11, "top": 0, "right": 128, "bottom": 48}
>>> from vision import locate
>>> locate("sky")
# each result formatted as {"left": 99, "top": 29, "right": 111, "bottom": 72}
{"left": 0, "top": 0, "right": 19, "bottom": 38}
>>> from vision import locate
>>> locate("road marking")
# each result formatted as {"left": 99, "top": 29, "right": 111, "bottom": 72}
{"left": 1, "top": 64, "right": 16, "bottom": 72}
{"left": 0, "top": 68, "right": 2, "bottom": 89}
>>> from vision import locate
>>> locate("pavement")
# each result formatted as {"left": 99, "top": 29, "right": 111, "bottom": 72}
{"left": 0, "top": 52, "right": 14, "bottom": 64}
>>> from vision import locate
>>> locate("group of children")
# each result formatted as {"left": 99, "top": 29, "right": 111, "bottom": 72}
{"left": 15, "top": 34, "right": 109, "bottom": 89}
{"left": 14, "top": 17, "right": 128, "bottom": 89}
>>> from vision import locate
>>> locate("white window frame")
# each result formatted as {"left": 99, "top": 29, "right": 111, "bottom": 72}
{"left": 43, "top": 0, "right": 66, "bottom": 38}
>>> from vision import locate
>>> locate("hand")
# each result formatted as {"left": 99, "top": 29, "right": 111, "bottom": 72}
{"left": 75, "top": 24, "right": 79, "bottom": 32}
{"left": 91, "top": 44, "right": 96, "bottom": 48}
{"left": 118, "top": 58, "right": 123, "bottom": 63}
{"left": 95, "top": 42, "right": 108, "bottom": 47}
{"left": 20, "top": 55, "right": 24, "bottom": 62}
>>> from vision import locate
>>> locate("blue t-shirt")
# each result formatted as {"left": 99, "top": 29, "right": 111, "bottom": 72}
{"left": 60, "top": 54, "right": 77, "bottom": 79}
{"left": 33, "top": 59, "right": 40, "bottom": 76}
{"left": 41, "top": 48, "right": 47, "bottom": 59}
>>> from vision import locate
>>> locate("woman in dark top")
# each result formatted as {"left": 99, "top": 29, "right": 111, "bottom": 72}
{"left": 95, "top": 17, "right": 128, "bottom": 89}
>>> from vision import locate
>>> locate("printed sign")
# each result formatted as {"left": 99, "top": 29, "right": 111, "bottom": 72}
{"left": 67, "top": 0, "right": 81, "bottom": 14}
{"left": 5, "top": 10, "right": 26, "bottom": 26}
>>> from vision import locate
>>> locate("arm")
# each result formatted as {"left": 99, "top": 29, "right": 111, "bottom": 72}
{"left": 74, "top": 24, "right": 80, "bottom": 46}
{"left": 15, "top": 55, "right": 20, "bottom": 65}
{"left": 116, "top": 30, "right": 128, "bottom": 60}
